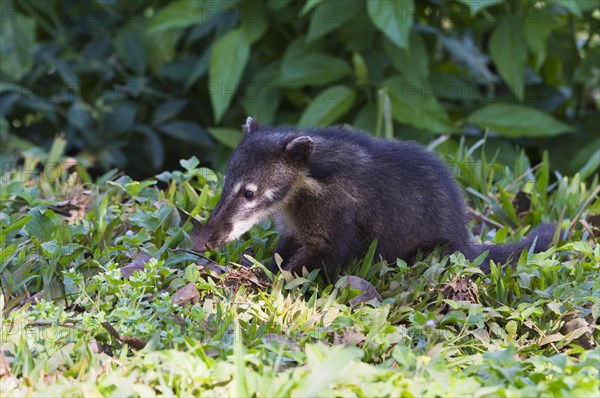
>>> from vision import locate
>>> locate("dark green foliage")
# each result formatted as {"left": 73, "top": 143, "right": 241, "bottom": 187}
{"left": 1, "top": 0, "right": 598, "bottom": 177}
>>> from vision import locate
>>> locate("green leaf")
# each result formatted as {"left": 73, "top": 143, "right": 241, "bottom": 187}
{"left": 206, "top": 127, "right": 243, "bottom": 149}
{"left": 383, "top": 76, "right": 456, "bottom": 133}
{"left": 184, "top": 264, "right": 200, "bottom": 283}
{"left": 298, "top": 85, "right": 356, "bottom": 128}
{"left": 241, "top": 0, "right": 268, "bottom": 44}
{"left": 146, "top": 0, "right": 239, "bottom": 34}
{"left": 280, "top": 38, "right": 350, "bottom": 86}
{"left": 133, "top": 125, "right": 165, "bottom": 170}
{"left": 146, "top": 30, "right": 180, "bottom": 73}
{"left": 352, "top": 52, "right": 369, "bottom": 85}
{"left": 306, "top": 0, "right": 362, "bottom": 42}
{"left": 536, "top": 151, "right": 550, "bottom": 205}
{"left": 209, "top": 29, "right": 250, "bottom": 122}
{"left": 295, "top": 345, "right": 363, "bottom": 397}
{"left": 0, "top": 3, "right": 36, "bottom": 81}
{"left": 467, "top": 104, "right": 574, "bottom": 137}
{"left": 152, "top": 99, "right": 188, "bottom": 126}
{"left": 115, "top": 22, "right": 147, "bottom": 74}
{"left": 180, "top": 156, "right": 200, "bottom": 171}
{"left": 384, "top": 32, "right": 429, "bottom": 83}
{"left": 158, "top": 121, "right": 213, "bottom": 146}
{"left": 490, "top": 17, "right": 528, "bottom": 101}
{"left": 103, "top": 104, "right": 136, "bottom": 134}
{"left": 455, "top": 0, "right": 504, "bottom": 14}
{"left": 25, "top": 209, "right": 55, "bottom": 241}
{"left": 184, "top": 49, "right": 211, "bottom": 91}
{"left": 367, "top": 0, "right": 414, "bottom": 49}
{"left": 524, "top": 11, "right": 556, "bottom": 71}
{"left": 578, "top": 149, "right": 599, "bottom": 181}
{"left": 242, "top": 63, "right": 282, "bottom": 125}
{"left": 67, "top": 102, "right": 93, "bottom": 131}
{"left": 300, "top": 0, "right": 325, "bottom": 17}
{"left": 547, "top": 0, "right": 581, "bottom": 17}
{"left": 0, "top": 216, "right": 32, "bottom": 241}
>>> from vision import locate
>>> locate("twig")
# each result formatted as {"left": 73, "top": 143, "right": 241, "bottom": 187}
{"left": 468, "top": 207, "right": 505, "bottom": 230}
{"left": 504, "top": 163, "right": 543, "bottom": 191}
{"left": 578, "top": 219, "right": 597, "bottom": 244}
{"left": 530, "top": 322, "right": 561, "bottom": 355}
{"left": 169, "top": 248, "right": 214, "bottom": 262}
{"left": 26, "top": 321, "right": 86, "bottom": 332}
{"left": 568, "top": 186, "right": 600, "bottom": 235}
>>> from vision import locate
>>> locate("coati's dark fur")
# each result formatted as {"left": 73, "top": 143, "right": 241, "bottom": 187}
{"left": 195, "top": 118, "right": 557, "bottom": 279}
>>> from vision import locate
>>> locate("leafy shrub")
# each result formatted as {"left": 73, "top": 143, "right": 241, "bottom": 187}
{"left": 1, "top": 0, "right": 598, "bottom": 177}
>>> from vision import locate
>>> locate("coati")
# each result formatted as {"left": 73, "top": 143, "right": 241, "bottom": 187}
{"left": 193, "top": 117, "right": 556, "bottom": 279}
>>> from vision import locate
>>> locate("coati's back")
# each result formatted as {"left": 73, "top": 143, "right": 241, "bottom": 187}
{"left": 285, "top": 127, "right": 470, "bottom": 264}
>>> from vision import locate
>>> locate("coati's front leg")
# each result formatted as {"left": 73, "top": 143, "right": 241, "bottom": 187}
{"left": 282, "top": 219, "right": 360, "bottom": 281}
{"left": 269, "top": 234, "right": 301, "bottom": 273}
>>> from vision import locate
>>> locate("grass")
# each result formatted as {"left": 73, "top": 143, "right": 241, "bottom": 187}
{"left": 0, "top": 137, "right": 599, "bottom": 397}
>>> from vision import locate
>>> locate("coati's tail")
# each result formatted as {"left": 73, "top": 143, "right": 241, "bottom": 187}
{"left": 466, "top": 223, "right": 558, "bottom": 273}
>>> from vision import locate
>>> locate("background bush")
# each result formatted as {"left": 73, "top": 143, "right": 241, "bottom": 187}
{"left": 1, "top": 0, "right": 598, "bottom": 178}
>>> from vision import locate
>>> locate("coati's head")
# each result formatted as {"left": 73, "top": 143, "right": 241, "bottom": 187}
{"left": 194, "top": 117, "right": 315, "bottom": 251}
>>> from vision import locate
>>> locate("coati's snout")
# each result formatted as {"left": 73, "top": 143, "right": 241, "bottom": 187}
{"left": 193, "top": 117, "right": 315, "bottom": 251}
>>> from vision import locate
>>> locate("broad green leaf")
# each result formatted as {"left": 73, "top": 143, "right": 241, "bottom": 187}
{"left": 241, "top": 0, "right": 268, "bottom": 44}
{"left": 0, "top": 3, "right": 35, "bottom": 81}
{"left": 132, "top": 125, "right": 165, "bottom": 170}
{"left": 25, "top": 209, "right": 55, "bottom": 241}
{"left": 467, "top": 104, "right": 574, "bottom": 137}
{"left": 384, "top": 32, "right": 429, "bottom": 83}
{"left": 242, "top": 63, "right": 282, "bottom": 125}
{"left": 115, "top": 22, "right": 147, "bottom": 74}
{"left": 280, "top": 38, "right": 350, "bottom": 86}
{"left": 103, "top": 104, "right": 136, "bottom": 134}
{"left": 209, "top": 29, "right": 250, "bottom": 122}
{"left": 67, "top": 102, "right": 93, "bottom": 131}
{"left": 146, "top": 30, "right": 180, "bottom": 73}
{"left": 578, "top": 149, "right": 599, "bottom": 181}
{"left": 353, "top": 104, "right": 378, "bottom": 133}
{"left": 206, "top": 127, "right": 243, "bottom": 149}
{"left": 306, "top": 0, "right": 362, "bottom": 42}
{"left": 184, "top": 49, "right": 211, "bottom": 91}
{"left": 367, "top": 0, "right": 414, "bottom": 49}
{"left": 547, "top": 0, "right": 582, "bottom": 17}
{"left": 158, "top": 121, "right": 213, "bottom": 146}
{"left": 383, "top": 76, "right": 456, "bottom": 134}
{"left": 300, "top": 0, "right": 325, "bottom": 16}
{"left": 524, "top": 11, "right": 556, "bottom": 70}
{"left": 268, "top": 0, "right": 293, "bottom": 10}
{"left": 146, "top": 0, "right": 239, "bottom": 34}
{"left": 490, "top": 17, "right": 528, "bottom": 101}
{"left": 180, "top": 156, "right": 200, "bottom": 171}
{"left": 455, "top": 0, "right": 504, "bottom": 14}
{"left": 352, "top": 52, "right": 369, "bottom": 85}
{"left": 298, "top": 85, "right": 356, "bottom": 128}
{"left": 152, "top": 99, "right": 188, "bottom": 126}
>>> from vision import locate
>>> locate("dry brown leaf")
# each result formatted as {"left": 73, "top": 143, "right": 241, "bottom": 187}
{"left": 172, "top": 283, "right": 200, "bottom": 307}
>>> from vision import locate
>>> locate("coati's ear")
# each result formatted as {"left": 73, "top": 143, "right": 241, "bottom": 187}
{"left": 242, "top": 116, "right": 258, "bottom": 134}
{"left": 285, "top": 136, "right": 314, "bottom": 160}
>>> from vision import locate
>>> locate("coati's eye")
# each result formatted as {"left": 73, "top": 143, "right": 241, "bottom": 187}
{"left": 243, "top": 190, "right": 255, "bottom": 199}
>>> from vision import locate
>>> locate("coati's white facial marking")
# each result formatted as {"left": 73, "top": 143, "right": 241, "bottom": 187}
{"left": 245, "top": 183, "right": 257, "bottom": 193}
{"left": 226, "top": 209, "right": 270, "bottom": 242}
{"left": 264, "top": 189, "right": 276, "bottom": 200}
{"left": 232, "top": 182, "right": 242, "bottom": 197}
